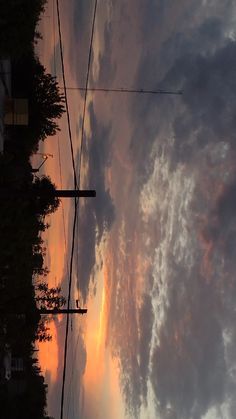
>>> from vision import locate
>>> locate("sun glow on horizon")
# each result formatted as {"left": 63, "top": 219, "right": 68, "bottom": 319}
{"left": 37, "top": 320, "right": 59, "bottom": 383}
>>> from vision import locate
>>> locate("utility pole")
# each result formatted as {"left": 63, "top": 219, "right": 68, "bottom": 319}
{"left": 0, "top": 308, "right": 87, "bottom": 316}
{"left": 53, "top": 189, "right": 96, "bottom": 198}
{"left": 2, "top": 185, "right": 96, "bottom": 199}
{"left": 39, "top": 308, "right": 87, "bottom": 315}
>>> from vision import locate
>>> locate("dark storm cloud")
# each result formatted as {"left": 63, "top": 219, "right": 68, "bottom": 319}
{"left": 71, "top": 1, "right": 116, "bottom": 89}
{"left": 87, "top": 103, "right": 115, "bottom": 238}
{"left": 76, "top": 204, "right": 96, "bottom": 302}
{"left": 113, "top": 2, "right": 236, "bottom": 416}
{"left": 96, "top": 21, "right": 117, "bottom": 87}
{"left": 217, "top": 182, "right": 236, "bottom": 223}
{"left": 138, "top": 294, "right": 154, "bottom": 401}
{"left": 108, "top": 273, "right": 154, "bottom": 416}
{"left": 77, "top": 103, "right": 115, "bottom": 301}
{"left": 129, "top": 8, "right": 236, "bottom": 172}
{"left": 202, "top": 181, "right": 236, "bottom": 259}
{"left": 145, "top": 177, "right": 236, "bottom": 419}
{"left": 150, "top": 271, "right": 226, "bottom": 419}
{"left": 114, "top": 245, "right": 229, "bottom": 418}
{"left": 68, "top": 1, "right": 236, "bottom": 417}
{"left": 70, "top": 0, "right": 94, "bottom": 86}
{"left": 166, "top": 40, "right": 236, "bottom": 164}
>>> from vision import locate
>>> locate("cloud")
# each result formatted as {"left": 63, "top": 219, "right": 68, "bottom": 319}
{"left": 69, "top": 0, "right": 95, "bottom": 86}
{"left": 70, "top": 0, "right": 116, "bottom": 90}
{"left": 91, "top": 21, "right": 117, "bottom": 87}
{"left": 150, "top": 273, "right": 226, "bottom": 419}
{"left": 128, "top": 2, "right": 236, "bottom": 174}
{"left": 49, "top": 41, "right": 61, "bottom": 77}
{"left": 108, "top": 4, "right": 236, "bottom": 415}
{"left": 64, "top": 1, "right": 236, "bottom": 418}
{"left": 76, "top": 103, "right": 115, "bottom": 302}
{"left": 138, "top": 294, "right": 154, "bottom": 401}
{"left": 167, "top": 40, "right": 236, "bottom": 163}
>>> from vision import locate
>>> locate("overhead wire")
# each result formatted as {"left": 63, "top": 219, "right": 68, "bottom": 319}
{"left": 74, "top": 0, "right": 99, "bottom": 338}
{"left": 53, "top": 0, "right": 183, "bottom": 416}
{"left": 65, "top": 332, "right": 81, "bottom": 418}
{"left": 53, "top": 1, "right": 80, "bottom": 418}
{"left": 54, "top": 0, "right": 182, "bottom": 415}
{"left": 55, "top": 0, "right": 98, "bottom": 418}
{"left": 57, "top": 136, "right": 70, "bottom": 277}
{"left": 56, "top": 0, "right": 77, "bottom": 188}
{"left": 59, "top": 201, "right": 78, "bottom": 419}
{"left": 56, "top": 0, "right": 98, "bottom": 416}
{"left": 77, "top": 0, "right": 98, "bottom": 187}
{"left": 53, "top": 0, "right": 70, "bottom": 280}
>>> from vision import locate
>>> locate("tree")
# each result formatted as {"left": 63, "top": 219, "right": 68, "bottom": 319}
{"left": 32, "top": 175, "right": 60, "bottom": 216}
{"left": 31, "top": 60, "right": 65, "bottom": 141}
{"left": 35, "top": 282, "right": 66, "bottom": 310}
{"left": 35, "top": 317, "right": 52, "bottom": 342}
{"left": 34, "top": 282, "right": 66, "bottom": 342}
{"left": 0, "top": 0, "right": 47, "bottom": 57}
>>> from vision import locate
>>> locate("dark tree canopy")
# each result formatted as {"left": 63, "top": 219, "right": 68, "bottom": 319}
{"left": 31, "top": 60, "right": 65, "bottom": 141}
{"left": 35, "top": 318, "right": 52, "bottom": 342}
{"left": 32, "top": 175, "right": 60, "bottom": 216}
{"left": 0, "top": 3, "right": 62, "bottom": 418}
{"left": 35, "top": 282, "right": 66, "bottom": 310}
{"left": 0, "top": 0, "right": 47, "bottom": 57}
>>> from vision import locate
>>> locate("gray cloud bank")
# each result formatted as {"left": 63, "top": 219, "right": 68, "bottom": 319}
{"left": 76, "top": 103, "right": 115, "bottom": 302}
{"left": 69, "top": 0, "right": 236, "bottom": 418}
{"left": 104, "top": 1, "right": 236, "bottom": 418}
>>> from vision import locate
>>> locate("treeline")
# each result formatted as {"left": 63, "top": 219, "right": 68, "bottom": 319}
{"left": 0, "top": 1, "right": 65, "bottom": 418}
{"left": 0, "top": 0, "right": 46, "bottom": 58}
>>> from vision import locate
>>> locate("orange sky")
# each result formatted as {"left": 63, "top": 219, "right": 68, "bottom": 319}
{"left": 36, "top": 2, "right": 125, "bottom": 416}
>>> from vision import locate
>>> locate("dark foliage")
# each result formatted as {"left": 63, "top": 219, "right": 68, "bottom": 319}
{"left": 0, "top": 0, "right": 47, "bottom": 58}
{"left": 0, "top": 1, "right": 67, "bottom": 418}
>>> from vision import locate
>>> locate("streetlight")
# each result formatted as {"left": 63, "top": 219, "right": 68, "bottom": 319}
{"left": 31, "top": 153, "right": 53, "bottom": 173}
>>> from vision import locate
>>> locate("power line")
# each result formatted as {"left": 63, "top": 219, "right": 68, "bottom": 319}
{"left": 56, "top": 0, "right": 77, "bottom": 189}
{"left": 59, "top": 199, "right": 78, "bottom": 419}
{"left": 52, "top": 0, "right": 57, "bottom": 77}
{"left": 53, "top": 0, "right": 69, "bottom": 283}
{"left": 74, "top": 0, "right": 98, "bottom": 318}
{"left": 57, "top": 136, "right": 70, "bottom": 277}
{"left": 58, "top": 0, "right": 98, "bottom": 417}
{"left": 65, "top": 332, "right": 81, "bottom": 418}
{"left": 54, "top": 2, "right": 80, "bottom": 419}
{"left": 77, "top": 0, "right": 98, "bottom": 188}
{"left": 63, "top": 86, "right": 182, "bottom": 95}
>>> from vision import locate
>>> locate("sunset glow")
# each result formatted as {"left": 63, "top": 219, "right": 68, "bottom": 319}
{"left": 37, "top": 320, "right": 59, "bottom": 383}
{"left": 36, "top": 1, "right": 236, "bottom": 418}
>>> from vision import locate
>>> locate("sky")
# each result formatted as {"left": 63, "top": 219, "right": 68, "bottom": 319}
{"left": 37, "top": 0, "right": 236, "bottom": 418}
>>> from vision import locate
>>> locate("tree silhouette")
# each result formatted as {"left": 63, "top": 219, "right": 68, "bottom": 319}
{"left": 35, "top": 317, "right": 52, "bottom": 342}
{"left": 31, "top": 60, "right": 65, "bottom": 141}
{"left": 32, "top": 175, "right": 60, "bottom": 216}
{"left": 35, "top": 282, "right": 66, "bottom": 310}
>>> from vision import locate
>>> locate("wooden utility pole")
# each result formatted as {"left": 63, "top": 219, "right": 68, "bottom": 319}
{"left": 39, "top": 308, "right": 87, "bottom": 315}
{"left": 53, "top": 189, "right": 96, "bottom": 198}
{"left": 0, "top": 307, "right": 87, "bottom": 316}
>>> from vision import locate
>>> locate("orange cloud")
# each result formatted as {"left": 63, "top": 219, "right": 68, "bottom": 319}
{"left": 80, "top": 246, "right": 124, "bottom": 418}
